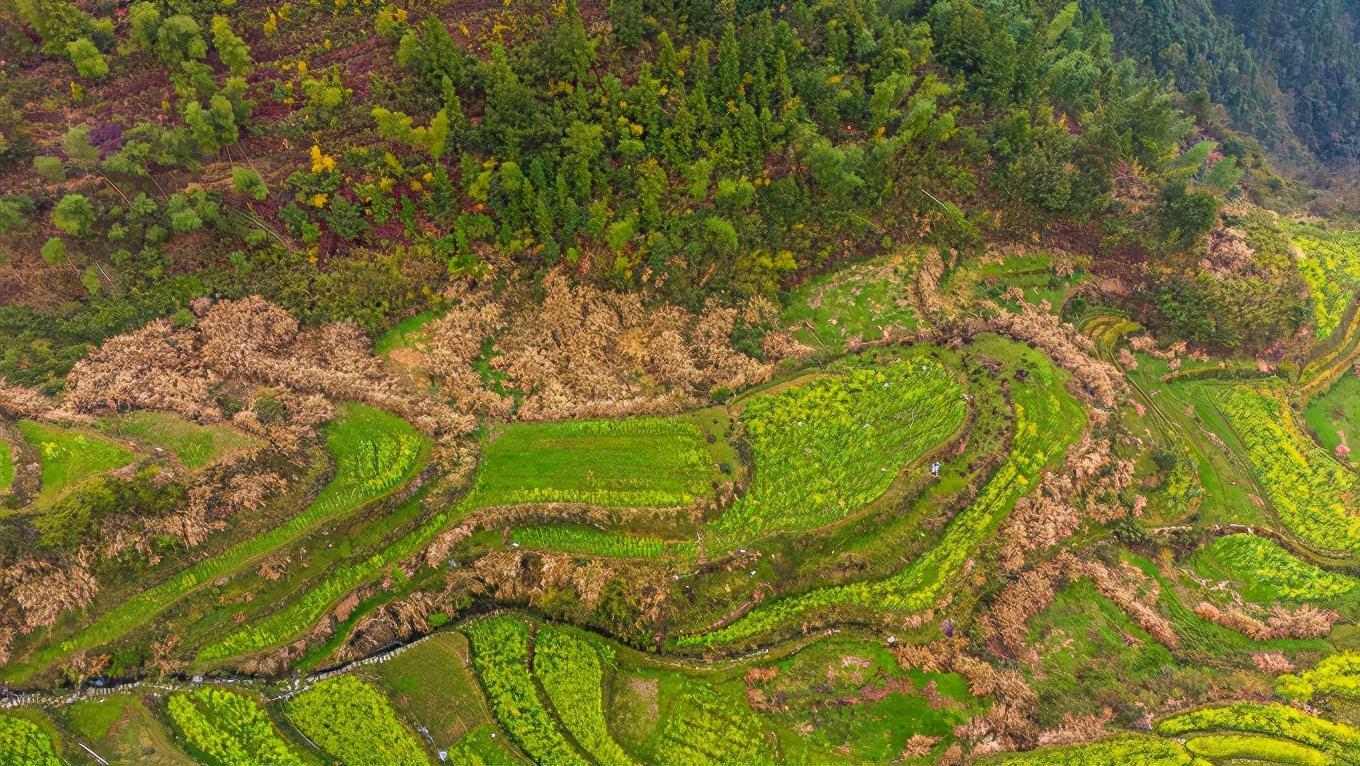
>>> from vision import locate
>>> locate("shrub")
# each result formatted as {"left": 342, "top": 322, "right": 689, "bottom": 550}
{"left": 34, "top": 155, "right": 65, "bottom": 183}
{"left": 231, "top": 167, "right": 268, "bottom": 200}
{"left": 66, "top": 38, "right": 107, "bottom": 78}
{"left": 210, "top": 17, "right": 253, "bottom": 74}
{"left": 62, "top": 124, "right": 101, "bottom": 168}
{"left": 52, "top": 194, "right": 95, "bottom": 235}
{"left": 41, "top": 237, "right": 68, "bottom": 265}
{"left": 0, "top": 198, "right": 30, "bottom": 233}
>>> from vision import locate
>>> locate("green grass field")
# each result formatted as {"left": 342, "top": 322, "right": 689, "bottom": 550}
{"left": 0, "top": 439, "right": 12, "bottom": 492}
{"left": 461, "top": 414, "right": 726, "bottom": 510}
{"left": 1304, "top": 372, "right": 1360, "bottom": 459}
{"left": 16, "top": 420, "right": 136, "bottom": 508}
{"left": 511, "top": 525, "right": 696, "bottom": 559}
{"left": 101, "top": 411, "right": 262, "bottom": 469}
{"left": 357, "top": 632, "right": 516, "bottom": 758}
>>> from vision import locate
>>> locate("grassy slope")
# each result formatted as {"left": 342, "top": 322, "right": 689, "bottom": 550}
{"left": 0, "top": 439, "right": 12, "bottom": 492}
{"left": 62, "top": 695, "right": 197, "bottom": 766}
{"left": 15, "top": 420, "right": 136, "bottom": 508}
{"left": 1304, "top": 371, "right": 1360, "bottom": 459}
{"left": 2, "top": 404, "right": 428, "bottom": 683}
{"left": 783, "top": 255, "right": 918, "bottom": 352}
{"left": 100, "top": 411, "right": 262, "bottom": 469}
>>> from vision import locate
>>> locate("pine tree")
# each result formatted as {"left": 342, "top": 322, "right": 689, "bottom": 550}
{"left": 657, "top": 31, "right": 681, "bottom": 89}
{"left": 716, "top": 23, "right": 742, "bottom": 107}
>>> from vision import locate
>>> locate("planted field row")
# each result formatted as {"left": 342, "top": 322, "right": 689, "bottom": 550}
{"left": 167, "top": 688, "right": 303, "bottom": 765}
{"left": 651, "top": 683, "right": 773, "bottom": 765}
{"left": 1217, "top": 385, "right": 1360, "bottom": 551}
{"left": 1276, "top": 652, "right": 1360, "bottom": 703}
{"left": 984, "top": 734, "right": 1195, "bottom": 765}
{"left": 1208, "top": 534, "right": 1357, "bottom": 601}
{"left": 200, "top": 505, "right": 450, "bottom": 659}
{"left": 533, "top": 627, "right": 638, "bottom": 765}
{"left": 1157, "top": 702, "right": 1360, "bottom": 765}
{"left": 1185, "top": 734, "right": 1328, "bottom": 766}
{"left": 692, "top": 351, "right": 1083, "bottom": 645}
{"left": 9, "top": 405, "right": 427, "bottom": 681}
{"left": 512, "top": 525, "right": 697, "bottom": 559}
{"left": 287, "top": 676, "right": 429, "bottom": 766}
{"left": 0, "top": 715, "right": 62, "bottom": 766}
{"left": 461, "top": 416, "right": 718, "bottom": 511}
{"left": 710, "top": 356, "right": 966, "bottom": 541}
{"left": 463, "top": 617, "right": 589, "bottom": 766}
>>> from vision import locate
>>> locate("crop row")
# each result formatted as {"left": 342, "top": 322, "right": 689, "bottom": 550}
{"left": 1156, "top": 702, "right": 1360, "bottom": 764}
{"left": 167, "top": 689, "right": 303, "bottom": 766}
{"left": 691, "top": 362, "right": 1083, "bottom": 645}
{"left": 984, "top": 734, "right": 1195, "bottom": 765}
{"left": 0, "top": 715, "right": 62, "bottom": 766}
{"left": 710, "top": 357, "right": 966, "bottom": 542}
{"left": 1217, "top": 385, "right": 1360, "bottom": 551}
{"left": 200, "top": 507, "right": 450, "bottom": 659}
{"left": 463, "top": 617, "right": 588, "bottom": 766}
{"left": 512, "top": 525, "right": 697, "bottom": 559}
{"left": 286, "top": 676, "right": 429, "bottom": 766}
{"left": 1208, "top": 534, "right": 1357, "bottom": 600}
{"left": 1276, "top": 652, "right": 1360, "bottom": 703}
{"left": 1184, "top": 734, "right": 1327, "bottom": 766}
{"left": 15, "top": 406, "right": 427, "bottom": 680}
{"left": 651, "top": 683, "right": 772, "bottom": 764}
{"left": 466, "top": 486, "right": 701, "bottom": 509}
{"left": 533, "top": 627, "right": 637, "bottom": 765}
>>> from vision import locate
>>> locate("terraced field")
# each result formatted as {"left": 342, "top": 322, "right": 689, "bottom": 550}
{"left": 15, "top": 420, "right": 136, "bottom": 508}
{"left": 2, "top": 405, "right": 428, "bottom": 683}
{"left": 461, "top": 415, "right": 726, "bottom": 511}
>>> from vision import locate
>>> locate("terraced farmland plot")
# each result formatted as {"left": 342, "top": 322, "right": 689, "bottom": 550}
{"left": 980, "top": 735, "right": 1196, "bottom": 764}
{"left": 1289, "top": 224, "right": 1360, "bottom": 340}
{"left": 533, "top": 627, "right": 637, "bottom": 765}
{"left": 16, "top": 420, "right": 136, "bottom": 508}
{"left": 199, "top": 500, "right": 452, "bottom": 659}
{"left": 512, "top": 525, "right": 696, "bottom": 559}
{"left": 1216, "top": 384, "right": 1360, "bottom": 551}
{"left": 1204, "top": 534, "right": 1358, "bottom": 602}
{"left": 461, "top": 417, "right": 721, "bottom": 510}
{"left": 694, "top": 342, "right": 1082, "bottom": 645}
{"left": 166, "top": 688, "right": 304, "bottom": 765}
{"left": 709, "top": 355, "right": 965, "bottom": 542}
{"left": 287, "top": 676, "right": 429, "bottom": 766}
{"left": 463, "top": 617, "right": 589, "bottom": 766}
{"left": 3, "top": 405, "right": 427, "bottom": 682}
{"left": 1156, "top": 702, "right": 1360, "bottom": 764}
